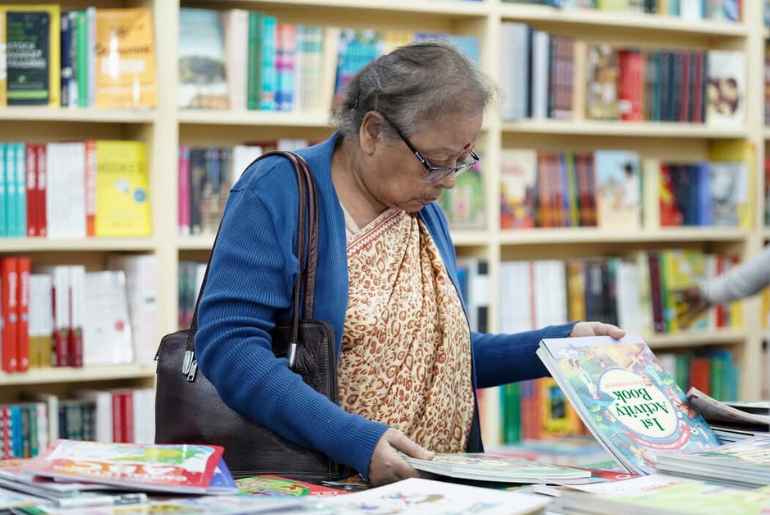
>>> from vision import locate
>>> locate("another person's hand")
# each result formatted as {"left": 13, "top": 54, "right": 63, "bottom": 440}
{"left": 368, "top": 429, "right": 433, "bottom": 486}
{"left": 675, "top": 286, "right": 712, "bottom": 329}
{"left": 570, "top": 321, "right": 625, "bottom": 339}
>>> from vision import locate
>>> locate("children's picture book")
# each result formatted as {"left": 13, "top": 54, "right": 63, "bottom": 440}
{"left": 559, "top": 474, "right": 770, "bottom": 515}
{"left": 537, "top": 335, "right": 719, "bottom": 475}
{"left": 313, "top": 477, "right": 550, "bottom": 515}
{"left": 23, "top": 440, "right": 235, "bottom": 495}
{"left": 500, "top": 149, "right": 537, "bottom": 229}
{"left": 594, "top": 151, "right": 641, "bottom": 229}
{"left": 404, "top": 453, "right": 591, "bottom": 484}
{"left": 235, "top": 474, "right": 345, "bottom": 497}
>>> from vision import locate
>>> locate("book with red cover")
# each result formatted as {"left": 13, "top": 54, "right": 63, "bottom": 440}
{"left": 23, "top": 440, "right": 233, "bottom": 494}
{"left": 16, "top": 258, "right": 30, "bottom": 372}
{"left": 24, "top": 146, "right": 36, "bottom": 237}
{"left": 1, "top": 257, "right": 19, "bottom": 372}
{"left": 35, "top": 145, "right": 47, "bottom": 238}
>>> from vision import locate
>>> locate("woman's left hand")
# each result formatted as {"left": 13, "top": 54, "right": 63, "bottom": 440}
{"left": 570, "top": 321, "right": 625, "bottom": 339}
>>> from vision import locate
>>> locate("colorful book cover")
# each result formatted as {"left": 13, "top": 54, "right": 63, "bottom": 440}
{"left": 500, "top": 149, "right": 537, "bottom": 229}
{"left": 706, "top": 50, "right": 745, "bottom": 127}
{"left": 438, "top": 160, "right": 485, "bottom": 229}
{"left": 318, "top": 478, "right": 550, "bottom": 515}
{"left": 5, "top": 5, "right": 60, "bottom": 106}
{"left": 236, "top": 474, "right": 345, "bottom": 497}
{"left": 586, "top": 45, "right": 620, "bottom": 120}
{"left": 23, "top": 440, "right": 231, "bottom": 494}
{"left": 94, "top": 7, "right": 157, "bottom": 108}
{"left": 594, "top": 150, "right": 641, "bottom": 229}
{"left": 537, "top": 335, "right": 719, "bottom": 475}
{"left": 178, "top": 8, "right": 228, "bottom": 109}
{"left": 94, "top": 141, "right": 151, "bottom": 237}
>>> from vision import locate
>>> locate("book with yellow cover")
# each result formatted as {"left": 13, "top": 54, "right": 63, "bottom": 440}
{"left": 2, "top": 4, "right": 60, "bottom": 107}
{"left": 95, "top": 141, "right": 151, "bottom": 237}
{"left": 95, "top": 7, "right": 157, "bottom": 108}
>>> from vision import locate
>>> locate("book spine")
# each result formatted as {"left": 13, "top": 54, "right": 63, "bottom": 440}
{"left": 15, "top": 143, "right": 26, "bottom": 237}
{"left": 1, "top": 258, "right": 18, "bottom": 373}
{"left": 37, "top": 145, "right": 48, "bottom": 238}
{"left": 5, "top": 145, "right": 17, "bottom": 237}
{"left": 60, "top": 13, "right": 71, "bottom": 107}
{"left": 85, "top": 140, "right": 97, "bottom": 237}
{"left": 25, "top": 145, "right": 37, "bottom": 237}
{"left": 16, "top": 258, "right": 29, "bottom": 373}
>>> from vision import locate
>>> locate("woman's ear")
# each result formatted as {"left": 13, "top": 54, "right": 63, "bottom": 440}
{"left": 359, "top": 111, "right": 385, "bottom": 157}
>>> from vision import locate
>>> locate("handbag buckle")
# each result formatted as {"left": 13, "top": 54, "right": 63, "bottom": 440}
{"left": 182, "top": 350, "right": 198, "bottom": 381}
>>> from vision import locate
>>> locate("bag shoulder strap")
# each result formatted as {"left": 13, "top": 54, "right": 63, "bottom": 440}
{"left": 182, "top": 151, "right": 320, "bottom": 380}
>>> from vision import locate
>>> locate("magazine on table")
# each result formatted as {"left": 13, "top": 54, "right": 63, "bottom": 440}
{"left": 310, "top": 477, "right": 550, "bottom": 515}
{"left": 687, "top": 387, "right": 770, "bottom": 428}
{"left": 22, "top": 440, "right": 237, "bottom": 495}
{"left": 403, "top": 452, "right": 591, "bottom": 484}
{"left": 536, "top": 335, "right": 719, "bottom": 474}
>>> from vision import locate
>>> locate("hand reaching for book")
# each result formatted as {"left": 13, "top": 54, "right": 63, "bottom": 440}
{"left": 570, "top": 321, "right": 625, "bottom": 339}
{"left": 674, "top": 286, "right": 712, "bottom": 330}
{"left": 368, "top": 429, "right": 434, "bottom": 486}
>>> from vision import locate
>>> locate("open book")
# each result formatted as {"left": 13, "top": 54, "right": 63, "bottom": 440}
{"left": 537, "top": 335, "right": 719, "bottom": 474}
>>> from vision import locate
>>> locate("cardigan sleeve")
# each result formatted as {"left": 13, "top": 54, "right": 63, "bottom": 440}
{"left": 471, "top": 325, "right": 575, "bottom": 389}
{"left": 195, "top": 180, "right": 387, "bottom": 478}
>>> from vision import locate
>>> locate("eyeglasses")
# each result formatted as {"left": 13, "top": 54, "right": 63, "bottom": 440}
{"left": 378, "top": 112, "right": 480, "bottom": 184}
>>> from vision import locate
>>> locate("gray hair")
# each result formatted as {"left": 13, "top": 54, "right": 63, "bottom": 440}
{"left": 334, "top": 42, "right": 493, "bottom": 139}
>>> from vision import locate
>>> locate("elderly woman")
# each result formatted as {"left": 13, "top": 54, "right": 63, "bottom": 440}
{"left": 195, "top": 42, "right": 624, "bottom": 486}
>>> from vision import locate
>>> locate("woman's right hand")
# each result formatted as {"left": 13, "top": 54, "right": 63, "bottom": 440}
{"left": 368, "top": 428, "right": 434, "bottom": 486}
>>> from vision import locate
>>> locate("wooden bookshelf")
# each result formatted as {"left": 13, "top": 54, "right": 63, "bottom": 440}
{"left": 497, "top": 3, "right": 748, "bottom": 39}
{"left": 0, "top": 365, "right": 156, "bottom": 386}
{"left": 0, "top": 0, "right": 766, "bottom": 409}
{"left": 0, "top": 107, "right": 157, "bottom": 123}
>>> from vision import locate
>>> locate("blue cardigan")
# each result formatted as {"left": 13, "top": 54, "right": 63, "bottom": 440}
{"left": 195, "top": 133, "right": 575, "bottom": 477}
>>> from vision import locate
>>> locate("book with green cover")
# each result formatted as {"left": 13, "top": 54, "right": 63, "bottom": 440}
{"left": 537, "top": 335, "right": 719, "bottom": 475}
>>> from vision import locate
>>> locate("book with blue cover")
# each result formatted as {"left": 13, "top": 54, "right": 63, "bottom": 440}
{"left": 537, "top": 335, "right": 719, "bottom": 474}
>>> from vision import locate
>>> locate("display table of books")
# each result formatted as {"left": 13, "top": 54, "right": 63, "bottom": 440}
{"left": 1, "top": 335, "right": 769, "bottom": 514}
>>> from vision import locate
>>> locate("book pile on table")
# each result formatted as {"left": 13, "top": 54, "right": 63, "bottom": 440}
{"left": 687, "top": 387, "right": 770, "bottom": 444}
{"left": 655, "top": 435, "right": 770, "bottom": 489}
{"left": 554, "top": 474, "right": 770, "bottom": 515}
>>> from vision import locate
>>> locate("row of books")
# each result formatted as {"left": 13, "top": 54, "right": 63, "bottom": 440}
{"left": 504, "top": 0, "right": 742, "bottom": 22}
{"left": 0, "top": 255, "right": 157, "bottom": 373}
{"left": 0, "top": 388, "right": 153, "bottom": 460}
{"left": 0, "top": 140, "right": 150, "bottom": 239}
{"left": 0, "top": 5, "right": 156, "bottom": 108}
{"left": 588, "top": 46, "right": 744, "bottom": 126}
{"left": 500, "top": 148, "right": 749, "bottom": 230}
{"left": 499, "top": 252, "right": 743, "bottom": 338}
{"left": 177, "top": 139, "right": 307, "bottom": 236}
{"left": 179, "top": 8, "right": 479, "bottom": 112}
{"left": 500, "top": 22, "right": 745, "bottom": 127}
{"left": 178, "top": 261, "right": 206, "bottom": 329}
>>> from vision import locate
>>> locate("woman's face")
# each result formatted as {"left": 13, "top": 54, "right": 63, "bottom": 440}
{"left": 359, "top": 110, "right": 483, "bottom": 214}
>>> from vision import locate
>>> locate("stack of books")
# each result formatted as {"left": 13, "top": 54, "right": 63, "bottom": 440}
{"left": 687, "top": 387, "right": 769, "bottom": 443}
{"left": 655, "top": 436, "right": 770, "bottom": 489}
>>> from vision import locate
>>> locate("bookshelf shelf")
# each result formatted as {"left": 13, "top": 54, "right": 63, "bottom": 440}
{"left": 0, "top": 238, "right": 158, "bottom": 252}
{"left": 177, "top": 236, "right": 215, "bottom": 251}
{"left": 178, "top": 110, "right": 333, "bottom": 128}
{"left": 764, "top": 128, "right": 770, "bottom": 139}
{"left": 0, "top": 364, "right": 156, "bottom": 386}
{"left": 0, "top": 107, "right": 157, "bottom": 124}
{"left": 501, "top": 120, "right": 748, "bottom": 139}
{"left": 497, "top": 4, "right": 747, "bottom": 38}
{"left": 646, "top": 330, "right": 748, "bottom": 349}
{"left": 223, "top": 0, "right": 490, "bottom": 17}
{"left": 498, "top": 228, "right": 748, "bottom": 246}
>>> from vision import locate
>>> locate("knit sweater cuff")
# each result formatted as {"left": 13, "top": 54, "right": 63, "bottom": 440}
{"left": 331, "top": 418, "right": 389, "bottom": 479}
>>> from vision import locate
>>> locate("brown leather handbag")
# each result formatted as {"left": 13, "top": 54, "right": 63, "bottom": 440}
{"left": 155, "top": 151, "right": 348, "bottom": 482}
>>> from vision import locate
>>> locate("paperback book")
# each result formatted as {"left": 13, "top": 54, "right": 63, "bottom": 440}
{"left": 558, "top": 474, "right": 770, "bottom": 515}
{"left": 22, "top": 440, "right": 236, "bottom": 495}
{"left": 537, "top": 335, "right": 719, "bottom": 474}
{"left": 404, "top": 453, "right": 591, "bottom": 484}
